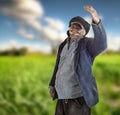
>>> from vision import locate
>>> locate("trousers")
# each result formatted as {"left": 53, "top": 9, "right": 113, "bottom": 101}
{"left": 55, "top": 97, "right": 91, "bottom": 115}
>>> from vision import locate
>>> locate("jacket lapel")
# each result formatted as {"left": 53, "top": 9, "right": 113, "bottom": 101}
{"left": 74, "top": 37, "right": 86, "bottom": 69}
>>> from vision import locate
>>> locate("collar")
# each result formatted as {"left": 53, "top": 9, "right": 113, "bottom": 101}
{"left": 67, "top": 37, "right": 83, "bottom": 44}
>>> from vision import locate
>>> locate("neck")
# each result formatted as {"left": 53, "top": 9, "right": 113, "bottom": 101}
{"left": 70, "top": 36, "right": 83, "bottom": 41}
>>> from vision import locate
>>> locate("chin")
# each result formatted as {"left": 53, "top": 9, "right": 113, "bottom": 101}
{"left": 70, "top": 36, "right": 78, "bottom": 40}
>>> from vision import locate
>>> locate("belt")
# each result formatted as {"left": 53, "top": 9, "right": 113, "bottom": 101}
{"left": 63, "top": 96, "right": 84, "bottom": 104}
{"left": 64, "top": 99, "right": 68, "bottom": 104}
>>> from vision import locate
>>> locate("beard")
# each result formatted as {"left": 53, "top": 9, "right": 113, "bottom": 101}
{"left": 69, "top": 29, "right": 85, "bottom": 37}
{"left": 69, "top": 30, "right": 81, "bottom": 36}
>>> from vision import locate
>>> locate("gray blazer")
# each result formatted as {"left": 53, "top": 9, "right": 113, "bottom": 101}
{"left": 49, "top": 21, "right": 107, "bottom": 108}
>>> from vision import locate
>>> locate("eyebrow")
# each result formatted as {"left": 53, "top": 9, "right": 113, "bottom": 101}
{"left": 71, "top": 22, "right": 84, "bottom": 29}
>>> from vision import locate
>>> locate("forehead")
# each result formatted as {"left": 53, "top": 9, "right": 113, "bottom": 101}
{"left": 70, "top": 23, "right": 82, "bottom": 29}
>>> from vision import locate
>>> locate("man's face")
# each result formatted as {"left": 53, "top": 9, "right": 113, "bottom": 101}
{"left": 69, "top": 23, "right": 85, "bottom": 40}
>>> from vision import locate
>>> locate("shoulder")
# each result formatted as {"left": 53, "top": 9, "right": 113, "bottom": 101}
{"left": 57, "top": 38, "right": 67, "bottom": 54}
{"left": 59, "top": 38, "right": 67, "bottom": 48}
{"left": 78, "top": 37, "right": 92, "bottom": 45}
{"left": 84, "top": 37, "right": 94, "bottom": 44}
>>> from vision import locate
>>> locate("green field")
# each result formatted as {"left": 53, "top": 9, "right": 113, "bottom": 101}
{"left": 0, "top": 54, "right": 120, "bottom": 115}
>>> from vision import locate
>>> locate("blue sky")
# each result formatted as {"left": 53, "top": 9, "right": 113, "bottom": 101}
{"left": 0, "top": 0, "right": 120, "bottom": 53}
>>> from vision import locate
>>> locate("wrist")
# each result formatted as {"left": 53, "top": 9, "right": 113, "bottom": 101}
{"left": 92, "top": 18, "right": 100, "bottom": 25}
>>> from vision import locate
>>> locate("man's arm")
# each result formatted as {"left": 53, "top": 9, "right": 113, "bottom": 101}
{"left": 84, "top": 5, "right": 107, "bottom": 57}
{"left": 84, "top": 5, "right": 100, "bottom": 24}
{"left": 87, "top": 21, "right": 107, "bottom": 57}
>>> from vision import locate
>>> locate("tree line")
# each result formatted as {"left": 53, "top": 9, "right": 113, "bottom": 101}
{"left": 0, "top": 47, "right": 28, "bottom": 56}
{"left": 0, "top": 47, "right": 120, "bottom": 56}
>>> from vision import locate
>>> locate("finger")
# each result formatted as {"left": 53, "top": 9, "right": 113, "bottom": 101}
{"left": 50, "top": 90, "right": 54, "bottom": 97}
{"left": 84, "top": 5, "right": 91, "bottom": 10}
{"left": 50, "top": 92, "right": 53, "bottom": 97}
{"left": 84, "top": 5, "right": 95, "bottom": 13}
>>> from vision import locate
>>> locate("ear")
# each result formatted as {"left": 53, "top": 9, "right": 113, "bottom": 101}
{"left": 82, "top": 29, "right": 86, "bottom": 36}
{"left": 67, "top": 30, "right": 70, "bottom": 37}
{"left": 78, "top": 29, "right": 86, "bottom": 36}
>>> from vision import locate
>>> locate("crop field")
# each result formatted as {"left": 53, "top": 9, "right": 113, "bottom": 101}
{"left": 0, "top": 54, "right": 120, "bottom": 115}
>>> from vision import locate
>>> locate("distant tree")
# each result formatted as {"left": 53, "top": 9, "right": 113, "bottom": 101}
{"left": 9, "top": 48, "right": 20, "bottom": 55}
{"left": 0, "top": 50, "right": 9, "bottom": 55}
{"left": 117, "top": 47, "right": 120, "bottom": 54}
{"left": 19, "top": 47, "right": 28, "bottom": 55}
{"left": 50, "top": 38, "right": 63, "bottom": 54}
{"left": 105, "top": 49, "right": 116, "bottom": 54}
{"left": 0, "top": 47, "right": 28, "bottom": 56}
{"left": 105, "top": 49, "right": 120, "bottom": 54}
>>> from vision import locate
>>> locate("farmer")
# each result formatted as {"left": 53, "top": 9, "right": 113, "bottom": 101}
{"left": 49, "top": 5, "right": 107, "bottom": 115}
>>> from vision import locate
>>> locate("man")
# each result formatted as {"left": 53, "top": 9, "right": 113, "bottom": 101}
{"left": 49, "top": 5, "right": 107, "bottom": 115}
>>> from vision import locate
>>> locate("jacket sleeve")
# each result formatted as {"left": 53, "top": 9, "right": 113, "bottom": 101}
{"left": 86, "top": 20, "right": 107, "bottom": 57}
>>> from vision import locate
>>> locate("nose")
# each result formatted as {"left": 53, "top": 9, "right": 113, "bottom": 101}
{"left": 69, "top": 25, "right": 80, "bottom": 31}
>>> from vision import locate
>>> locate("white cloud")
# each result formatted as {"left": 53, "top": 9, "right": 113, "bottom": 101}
{"left": 41, "top": 17, "right": 67, "bottom": 42}
{"left": 0, "top": 40, "right": 19, "bottom": 51}
{"left": 42, "top": 26, "right": 66, "bottom": 42}
{"left": 0, "top": 0, "right": 66, "bottom": 42}
{"left": 107, "top": 36, "right": 120, "bottom": 51}
{"left": 0, "top": 40, "right": 51, "bottom": 54}
{"left": 0, "top": 0, "right": 43, "bottom": 22}
{"left": 44, "top": 17, "right": 65, "bottom": 31}
{"left": 17, "top": 28, "right": 34, "bottom": 40}
{"left": 42, "top": 27, "right": 60, "bottom": 41}
{"left": 24, "top": 44, "right": 51, "bottom": 54}
{"left": 0, "top": 0, "right": 43, "bottom": 32}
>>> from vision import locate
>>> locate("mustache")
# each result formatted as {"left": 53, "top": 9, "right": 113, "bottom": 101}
{"left": 69, "top": 30, "right": 81, "bottom": 35}
{"left": 69, "top": 32, "right": 80, "bottom": 36}
{"left": 68, "top": 29, "right": 86, "bottom": 36}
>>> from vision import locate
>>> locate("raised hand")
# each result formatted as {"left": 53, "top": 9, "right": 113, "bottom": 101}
{"left": 84, "top": 5, "right": 100, "bottom": 24}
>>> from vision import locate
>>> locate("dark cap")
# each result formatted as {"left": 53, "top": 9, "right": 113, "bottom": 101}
{"left": 69, "top": 16, "right": 90, "bottom": 35}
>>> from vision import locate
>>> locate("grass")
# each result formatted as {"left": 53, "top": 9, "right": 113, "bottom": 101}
{"left": 0, "top": 55, "right": 56, "bottom": 115}
{"left": 0, "top": 54, "right": 120, "bottom": 115}
{"left": 92, "top": 54, "right": 120, "bottom": 115}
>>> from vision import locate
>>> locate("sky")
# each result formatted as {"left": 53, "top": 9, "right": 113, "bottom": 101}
{"left": 0, "top": 0, "right": 120, "bottom": 53}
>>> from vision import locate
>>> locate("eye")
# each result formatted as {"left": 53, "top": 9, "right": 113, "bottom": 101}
{"left": 75, "top": 27, "right": 80, "bottom": 30}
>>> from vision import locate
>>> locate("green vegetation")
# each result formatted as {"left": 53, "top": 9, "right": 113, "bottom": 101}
{"left": 0, "top": 54, "right": 120, "bottom": 115}
{"left": 92, "top": 54, "right": 120, "bottom": 115}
